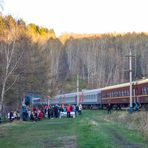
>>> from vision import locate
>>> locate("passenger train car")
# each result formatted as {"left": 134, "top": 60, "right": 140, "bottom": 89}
{"left": 50, "top": 92, "right": 79, "bottom": 105}
{"left": 49, "top": 78, "right": 148, "bottom": 110}
{"left": 79, "top": 89, "right": 101, "bottom": 109}
{"left": 101, "top": 78, "right": 148, "bottom": 109}
{"left": 49, "top": 89, "right": 101, "bottom": 108}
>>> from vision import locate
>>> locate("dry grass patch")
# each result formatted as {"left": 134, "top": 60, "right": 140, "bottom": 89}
{"left": 105, "top": 111, "right": 148, "bottom": 138}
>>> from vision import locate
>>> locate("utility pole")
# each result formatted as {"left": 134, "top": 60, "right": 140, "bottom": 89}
{"left": 77, "top": 74, "right": 79, "bottom": 106}
{"left": 129, "top": 49, "right": 133, "bottom": 113}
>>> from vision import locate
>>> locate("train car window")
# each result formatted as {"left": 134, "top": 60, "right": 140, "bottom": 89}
{"left": 98, "top": 93, "right": 101, "bottom": 99}
{"left": 95, "top": 94, "right": 97, "bottom": 100}
{"left": 105, "top": 93, "right": 107, "bottom": 98}
{"left": 114, "top": 92, "right": 117, "bottom": 97}
{"left": 126, "top": 91, "right": 128, "bottom": 96}
{"left": 122, "top": 91, "right": 124, "bottom": 96}
{"left": 116, "top": 91, "right": 118, "bottom": 97}
{"left": 142, "top": 87, "right": 148, "bottom": 95}
{"left": 86, "top": 95, "right": 88, "bottom": 100}
{"left": 111, "top": 92, "right": 113, "bottom": 97}
{"left": 87, "top": 95, "right": 89, "bottom": 100}
{"left": 127, "top": 90, "right": 129, "bottom": 96}
{"left": 101, "top": 93, "right": 104, "bottom": 98}
{"left": 102, "top": 93, "right": 106, "bottom": 98}
{"left": 123, "top": 91, "right": 125, "bottom": 96}
{"left": 114, "top": 91, "right": 118, "bottom": 97}
{"left": 120, "top": 91, "right": 122, "bottom": 96}
{"left": 124, "top": 90, "right": 127, "bottom": 96}
{"left": 94, "top": 94, "right": 96, "bottom": 100}
{"left": 113, "top": 91, "right": 115, "bottom": 97}
{"left": 117, "top": 91, "right": 119, "bottom": 97}
{"left": 124, "top": 90, "right": 126, "bottom": 96}
{"left": 121, "top": 91, "right": 122, "bottom": 97}
{"left": 108, "top": 93, "right": 111, "bottom": 98}
{"left": 142, "top": 87, "right": 145, "bottom": 95}
{"left": 118, "top": 91, "right": 121, "bottom": 97}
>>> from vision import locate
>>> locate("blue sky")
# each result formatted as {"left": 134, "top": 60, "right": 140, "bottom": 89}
{"left": 2, "top": 0, "right": 148, "bottom": 36}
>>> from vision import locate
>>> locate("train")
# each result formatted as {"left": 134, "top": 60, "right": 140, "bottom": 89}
{"left": 48, "top": 78, "right": 148, "bottom": 110}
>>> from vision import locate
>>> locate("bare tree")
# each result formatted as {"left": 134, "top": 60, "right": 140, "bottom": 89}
{"left": 0, "top": 33, "right": 24, "bottom": 115}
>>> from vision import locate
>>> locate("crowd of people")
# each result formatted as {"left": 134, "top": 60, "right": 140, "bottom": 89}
{"left": 21, "top": 104, "right": 83, "bottom": 122}
{"left": 7, "top": 110, "right": 20, "bottom": 121}
{"left": 0, "top": 103, "right": 115, "bottom": 124}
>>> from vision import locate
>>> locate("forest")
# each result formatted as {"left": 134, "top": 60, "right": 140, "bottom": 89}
{"left": 0, "top": 15, "right": 148, "bottom": 113}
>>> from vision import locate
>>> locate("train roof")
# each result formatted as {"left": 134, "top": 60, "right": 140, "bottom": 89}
{"left": 136, "top": 78, "right": 148, "bottom": 84}
{"left": 64, "top": 92, "right": 80, "bottom": 97}
{"left": 52, "top": 91, "right": 81, "bottom": 99}
{"left": 101, "top": 78, "right": 148, "bottom": 90}
{"left": 82, "top": 88, "right": 101, "bottom": 94}
{"left": 51, "top": 78, "right": 148, "bottom": 98}
{"left": 101, "top": 82, "right": 130, "bottom": 90}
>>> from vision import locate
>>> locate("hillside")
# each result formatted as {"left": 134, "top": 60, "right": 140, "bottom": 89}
{"left": 0, "top": 15, "right": 148, "bottom": 110}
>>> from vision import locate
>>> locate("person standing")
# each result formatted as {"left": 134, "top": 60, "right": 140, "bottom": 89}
{"left": 54, "top": 105, "right": 59, "bottom": 118}
{"left": 10, "top": 111, "right": 14, "bottom": 121}
{"left": 76, "top": 105, "right": 79, "bottom": 116}
{"left": 79, "top": 104, "right": 82, "bottom": 115}
{"left": 38, "top": 110, "right": 43, "bottom": 120}
{"left": 66, "top": 104, "right": 71, "bottom": 118}
{"left": 47, "top": 106, "right": 51, "bottom": 119}
{"left": 107, "top": 103, "right": 112, "bottom": 114}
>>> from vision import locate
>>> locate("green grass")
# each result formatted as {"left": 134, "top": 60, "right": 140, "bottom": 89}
{"left": 0, "top": 110, "right": 148, "bottom": 148}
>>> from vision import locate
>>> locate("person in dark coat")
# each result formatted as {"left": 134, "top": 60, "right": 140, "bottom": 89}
{"left": 47, "top": 106, "right": 51, "bottom": 119}
{"left": 10, "top": 111, "right": 14, "bottom": 121}
{"left": 76, "top": 105, "right": 79, "bottom": 116}
{"left": 54, "top": 105, "right": 59, "bottom": 118}
{"left": 107, "top": 103, "right": 112, "bottom": 114}
{"left": 34, "top": 110, "right": 38, "bottom": 122}
{"left": 30, "top": 111, "right": 35, "bottom": 121}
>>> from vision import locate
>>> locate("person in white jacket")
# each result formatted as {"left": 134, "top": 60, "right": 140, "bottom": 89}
{"left": 79, "top": 104, "right": 82, "bottom": 115}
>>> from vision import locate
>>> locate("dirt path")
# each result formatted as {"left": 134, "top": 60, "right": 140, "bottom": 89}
{"left": 43, "top": 135, "right": 76, "bottom": 148}
{"left": 106, "top": 127, "right": 141, "bottom": 148}
{"left": 89, "top": 113, "right": 147, "bottom": 148}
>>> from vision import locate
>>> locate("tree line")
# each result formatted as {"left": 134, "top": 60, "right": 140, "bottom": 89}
{"left": 0, "top": 15, "right": 148, "bottom": 114}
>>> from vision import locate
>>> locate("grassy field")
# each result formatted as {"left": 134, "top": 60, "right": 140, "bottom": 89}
{"left": 0, "top": 110, "right": 148, "bottom": 148}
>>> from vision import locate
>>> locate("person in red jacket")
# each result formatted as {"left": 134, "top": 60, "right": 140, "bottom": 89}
{"left": 38, "top": 110, "right": 43, "bottom": 120}
{"left": 66, "top": 104, "right": 71, "bottom": 118}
